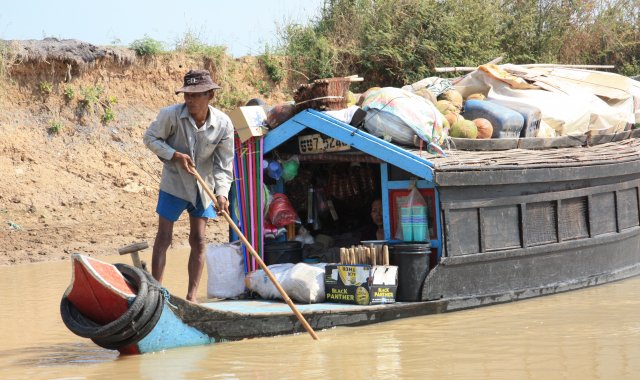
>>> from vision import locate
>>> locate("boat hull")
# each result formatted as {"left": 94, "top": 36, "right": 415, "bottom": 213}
{"left": 421, "top": 140, "right": 640, "bottom": 305}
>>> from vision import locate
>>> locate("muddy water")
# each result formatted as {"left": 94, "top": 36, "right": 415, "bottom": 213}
{"left": 1, "top": 250, "right": 639, "bottom": 380}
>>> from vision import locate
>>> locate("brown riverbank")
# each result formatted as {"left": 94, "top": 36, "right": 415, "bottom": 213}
{"left": 0, "top": 39, "right": 288, "bottom": 265}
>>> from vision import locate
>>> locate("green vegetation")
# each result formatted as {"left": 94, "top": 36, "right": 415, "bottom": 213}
{"left": 175, "top": 31, "right": 226, "bottom": 60}
{"left": 38, "top": 80, "right": 53, "bottom": 96}
{"left": 280, "top": 0, "right": 640, "bottom": 86}
{"left": 260, "top": 49, "right": 285, "bottom": 84}
{"left": 130, "top": 36, "right": 165, "bottom": 57}
{"left": 251, "top": 77, "right": 271, "bottom": 96}
{"left": 102, "top": 95, "right": 117, "bottom": 124}
{"left": 79, "top": 85, "right": 104, "bottom": 109}
{"left": 63, "top": 86, "right": 75, "bottom": 101}
{"left": 102, "top": 107, "right": 115, "bottom": 124}
{"left": 47, "top": 120, "right": 63, "bottom": 135}
{"left": 216, "top": 87, "right": 249, "bottom": 111}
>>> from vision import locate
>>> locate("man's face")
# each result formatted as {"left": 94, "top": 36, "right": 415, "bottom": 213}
{"left": 184, "top": 91, "right": 213, "bottom": 115}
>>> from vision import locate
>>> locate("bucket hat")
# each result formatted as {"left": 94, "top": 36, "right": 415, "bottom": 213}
{"left": 175, "top": 69, "right": 221, "bottom": 94}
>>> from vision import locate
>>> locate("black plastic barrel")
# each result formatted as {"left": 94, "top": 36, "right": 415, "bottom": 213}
{"left": 390, "top": 243, "right": 432, "bottom": 302}
{"left": 264, "top": 241, "right": 303, "bottom": 265}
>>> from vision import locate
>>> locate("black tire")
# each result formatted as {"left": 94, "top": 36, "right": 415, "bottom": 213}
{"left": 60, "top": 264, "right": 165, "bottom": 350}
{"left": 92, "top": 271, "right": 165, "bottom": 347}
{"left": 93, "top": 275, "right": 165, "bottom": 349}
{"left": 60, "top": 265, "right": 149, "bottom": 339}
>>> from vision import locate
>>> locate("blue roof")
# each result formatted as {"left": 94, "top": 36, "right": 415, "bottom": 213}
{"left": 263, "top": 109, "right": 435, "bottom": 181}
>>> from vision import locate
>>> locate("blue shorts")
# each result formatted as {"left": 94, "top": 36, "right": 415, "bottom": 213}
{"left": 156, "top": 190, "right": 216, "bottom": 222}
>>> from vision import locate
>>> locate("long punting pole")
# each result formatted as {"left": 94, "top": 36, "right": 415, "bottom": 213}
{"left": 191, "top": 169, "right": 320, "bottom": 341}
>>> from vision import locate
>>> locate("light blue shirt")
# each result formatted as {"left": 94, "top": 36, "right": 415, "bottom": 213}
{"left": 143, "top": 103, "right": 234, "bottom": 208}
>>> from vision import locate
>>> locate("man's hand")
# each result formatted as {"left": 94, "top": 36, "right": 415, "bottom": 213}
{"left": 216, "top": 195, "right": 229, "bottom": 215}
{"left": 171, "top": 152, "right": 195, "bottom": 174}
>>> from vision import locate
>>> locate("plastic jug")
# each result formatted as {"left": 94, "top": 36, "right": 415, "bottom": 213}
{"left": 462, "top": 99, "right": 524, "bottom": 138}
{"left": 488, "top": 99, "right": 542, "bottom": 138}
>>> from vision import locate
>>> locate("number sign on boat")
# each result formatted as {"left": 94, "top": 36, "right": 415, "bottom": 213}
{"left": 298, "top": 133, "right": 350, "bottom": 154}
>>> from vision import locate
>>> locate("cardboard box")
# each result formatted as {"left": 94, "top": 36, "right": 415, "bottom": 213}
{"left": 227, "top": 106, "right": 268, "bottom": 142}
{"left": 324, "top": 264, "right": 398, "bottom": 305}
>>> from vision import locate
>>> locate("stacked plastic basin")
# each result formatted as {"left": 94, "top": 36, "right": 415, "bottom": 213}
{"left": 399, "top": 203, "right": 428, "bottom": 242}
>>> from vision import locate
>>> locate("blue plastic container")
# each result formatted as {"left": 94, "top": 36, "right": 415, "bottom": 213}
{"left": 488, "top": 99, "right": 542, "bottom": 138}
{"left": 462, "top": 99, "right": 525, "bottom": 138}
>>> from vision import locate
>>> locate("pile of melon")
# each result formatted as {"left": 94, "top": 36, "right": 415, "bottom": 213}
{"left": 436, "top": 90, "right": 493, "bottom": 139}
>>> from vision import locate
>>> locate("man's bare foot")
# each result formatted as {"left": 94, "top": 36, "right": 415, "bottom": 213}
{"left": 186, "top": 296, "right": 198, "bottom": 304}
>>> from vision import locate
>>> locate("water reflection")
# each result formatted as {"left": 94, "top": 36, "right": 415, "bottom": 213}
{"left": 137, "top": 346, "right": 208, "bottom": 380}
{"left": 0, "top": 252, "right": 639, "bottom": 379}
{"left": 6, "top": 343, "right": 117, "bottom": 367}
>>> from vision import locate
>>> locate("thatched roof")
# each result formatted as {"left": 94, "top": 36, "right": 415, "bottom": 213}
{"left": 2, "top": 38, "right": 136, "bottom": 67}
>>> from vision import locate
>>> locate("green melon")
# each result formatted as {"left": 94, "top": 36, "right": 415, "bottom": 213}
{"left": 450, "top": 119, "right": 478, "bottom": 139}
{"left": 438, "top": 89, "right": 463, "bottom": 110}
{"left": 436, "top": 100, "right": 457, "bottom": 115}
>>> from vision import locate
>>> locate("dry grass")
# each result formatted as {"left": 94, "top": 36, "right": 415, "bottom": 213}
{"left": 8, "top": 38, "right": 136, "bottom": 70}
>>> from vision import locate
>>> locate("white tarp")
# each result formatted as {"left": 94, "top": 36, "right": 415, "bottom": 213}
{"left": 454, "top": 64, "right": 636, "bottom": 137}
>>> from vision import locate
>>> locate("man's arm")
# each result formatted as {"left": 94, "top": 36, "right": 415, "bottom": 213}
{"left": 212, "top": 121, "right": 235, "bottom": 213}
{"left": 143, "top": 107, "right": 177, "bottom": 161}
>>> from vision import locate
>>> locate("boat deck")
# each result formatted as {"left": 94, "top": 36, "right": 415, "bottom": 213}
{"left": 414, "top": 137, "right": 640, "bottom": 171}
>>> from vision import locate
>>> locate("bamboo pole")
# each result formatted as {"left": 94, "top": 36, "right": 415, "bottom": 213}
{"left": 192, "top": 169, "right": 319, "bottom": 341}
{"left": 435, "top": 63, "right": 615, "bottom": 73}
{"left": 383, "top": 245, "right": 390, "bottom": 266}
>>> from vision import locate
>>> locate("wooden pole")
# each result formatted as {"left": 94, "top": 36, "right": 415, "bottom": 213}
{"left": 191, "top": 169, "right": 319, "bottom": 341}
{"left": 118, "top": 241, "right": 148, "bottom": 269}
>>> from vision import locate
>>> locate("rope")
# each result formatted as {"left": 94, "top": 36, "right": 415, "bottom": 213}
{"left": 160, "top": 287, "right": 177, "bottom": 309}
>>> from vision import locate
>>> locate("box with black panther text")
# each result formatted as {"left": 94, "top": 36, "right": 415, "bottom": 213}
{"left": 324, "top": 264, "right": 397, "bottom": 305}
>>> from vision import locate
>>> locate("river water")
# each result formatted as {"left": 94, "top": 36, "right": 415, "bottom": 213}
{"left": 1, "top": 249, "right": 639, "bottom": 379}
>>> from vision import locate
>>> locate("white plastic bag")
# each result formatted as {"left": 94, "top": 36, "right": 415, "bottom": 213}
{"left": 245, "top": 263, "right": 294, "bottom": 300}
{"left": 206, "top": 241, "right": 246, "bottom": 299}
{"left": 281, "top": 263, "right": 327, "bottom": 304}
{"left": 395, "top": 187, "right": 428, "bottom": 241}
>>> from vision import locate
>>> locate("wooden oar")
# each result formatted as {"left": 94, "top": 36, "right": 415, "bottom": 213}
{"left": 191, "top": 168, "right": 320, "bottom": 341}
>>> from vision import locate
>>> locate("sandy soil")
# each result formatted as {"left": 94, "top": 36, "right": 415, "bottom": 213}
{"left": 0, "top": 40, "right": 286, "bottom": 265}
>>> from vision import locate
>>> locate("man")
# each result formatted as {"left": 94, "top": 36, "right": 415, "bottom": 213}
{"left": 143, "top": 69, "right": 234, "bottom": 303}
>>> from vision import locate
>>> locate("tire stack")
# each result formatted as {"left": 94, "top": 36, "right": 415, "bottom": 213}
{"left": 60, "top": 264, "right": 164, "bottom": 350}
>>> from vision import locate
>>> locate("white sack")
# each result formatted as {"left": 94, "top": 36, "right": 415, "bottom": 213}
{"left": 206, "top": 241, "right": 246, "bottom": 299}
{"left": 245, "top": 263, "right": 294, "bottom": 300}
{"left": 281, "top": 263, "right": 326, "bottom": 304}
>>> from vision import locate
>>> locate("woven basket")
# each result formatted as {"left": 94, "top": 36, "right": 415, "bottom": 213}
{"left": 293, "top": 77, "right": 352, "bottom": 112}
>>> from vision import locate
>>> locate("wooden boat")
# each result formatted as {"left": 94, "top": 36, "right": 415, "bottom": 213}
{"left": 61, "top": 253, "right": 444, "bottom": 354}
{"left": 62, "top": 108, "right": 640, "bottom": 354}
{"left": 265, "top": 110, "right": 640, "bottom": 304}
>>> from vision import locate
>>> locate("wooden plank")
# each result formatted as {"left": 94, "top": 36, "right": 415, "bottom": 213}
{"left": 557, "top": 199, "right": 563, "bottom": 243}
{"left": 425, "top": 138, "right": 640, "bottom": 172}
{"left": 441, "top": 179, "right": 640, "bottom": 210}
{"left": 517, "top": 135, "right": 586, "bottom": 149}
{"left": 434, "top": 160, "right": 640, "bottom": 186}
{"left": 587, "top": 195, "right": 593, "bottom": 238}
{"left": 438, "top": 225, "right": 640, "bottom": 266}
{"left": 479, "top": 208, "right": 486, "bottom": 253}
{"left": 446, "top": 138, "right": 518, "bottom": 151}
{"left": 520, "top": 203, "right": 527, "bottom": 248}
